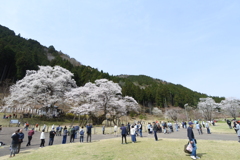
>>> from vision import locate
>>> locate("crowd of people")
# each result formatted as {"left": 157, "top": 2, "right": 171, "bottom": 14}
{"left": 8, "top": 123, "right": 93, "bottom": 158}
{"left": 6, "top": 119, "right": 240, "bottom": 159}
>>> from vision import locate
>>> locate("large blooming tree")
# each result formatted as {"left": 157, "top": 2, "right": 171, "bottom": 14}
{"left": 220, "top": 98, "right": 240, "bottom": 119}
{"left": 1, "top": 66, "right": 77, "bottom": 113}
{"left": 65, "top": 79, "right": 139, "bottom": 124}
{"left": 197, "top": 97, "right": 220, "bottom": 121}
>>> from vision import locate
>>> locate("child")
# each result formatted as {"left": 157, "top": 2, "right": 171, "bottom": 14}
{"left": 79, "top": 126, "right": 84, "bottom": 143}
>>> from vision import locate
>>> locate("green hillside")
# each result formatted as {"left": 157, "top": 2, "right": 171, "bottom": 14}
{"left": 0, "top": 24, "right": 224, "bottom": 110}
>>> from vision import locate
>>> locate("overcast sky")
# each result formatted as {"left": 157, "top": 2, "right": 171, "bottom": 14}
{"left": 1, "top": 0, "right": 240, "bottom": 99}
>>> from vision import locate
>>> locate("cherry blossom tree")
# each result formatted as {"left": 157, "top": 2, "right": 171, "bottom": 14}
{"left": 1, "top": 66, "right": 77, "bottom": 113}
{"left": 152, "top": 107, "right": 163, "bottom": 117}
{"left": 197, "top": 97, "right": 219, "bottom": 121}
{"left": 220, "top": 98, "right": 240, "bottom": 119}
{"left": 164, "top": 107, "right": 181, "bottom": 121}
{"left": 65, "top": 79, "right": 140, "bottom": 124}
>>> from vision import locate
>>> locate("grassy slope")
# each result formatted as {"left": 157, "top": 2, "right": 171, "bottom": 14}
{"left": 3, "top": 138, "right": 240, "bottom": 160}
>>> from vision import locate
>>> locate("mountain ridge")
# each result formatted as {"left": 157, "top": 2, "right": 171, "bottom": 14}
{"left": 0, "top": 24, "right": 225, "bottom": 109}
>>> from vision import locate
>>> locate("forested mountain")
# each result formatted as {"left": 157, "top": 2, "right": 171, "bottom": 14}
{"left": 0, "top": 24, "right": 224, "bottom": 110}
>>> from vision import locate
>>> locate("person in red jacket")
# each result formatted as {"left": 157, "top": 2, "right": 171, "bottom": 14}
{"left": 26, "top": 128, "right": 34, "bottom": 146}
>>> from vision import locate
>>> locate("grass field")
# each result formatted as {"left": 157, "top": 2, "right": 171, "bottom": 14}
{"left": 2, "top": 138, "right": 240, "bottom": 160}
{"left": 210, "top": 122, "right": 236, "bottom": 134}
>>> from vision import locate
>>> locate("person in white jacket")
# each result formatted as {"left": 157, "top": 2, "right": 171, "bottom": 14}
{"left": 40, "top": 130, "right": 45, "bottom": 148}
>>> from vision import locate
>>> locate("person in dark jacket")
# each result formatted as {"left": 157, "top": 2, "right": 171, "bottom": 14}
{"left": 10, "top": 130, "right": 19, "bottom": 157}
{"left": 153, "top": 122, "right": 158, "bottom": 141}
{"left": 120, "top": 124, "right": 127, "bottom": 144}
{"left": 70, "top": 126, "right": 76, "bottom": 143}
{"left": 187, "top": 122, "right": 200, "bottom": 159}
{"left": 48, "top": 128, "right": 56, "bottom": 145}
{"left": 26, "top": 128, "right": 34, "bottom": 146}
{"left": 17, "top": 129, "right": 24, "bottom": 153}
{"left": 86, "top": 123, "right": 92, "bottom": 142}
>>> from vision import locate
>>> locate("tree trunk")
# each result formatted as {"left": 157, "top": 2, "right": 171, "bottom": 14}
{"left": 71, "top": 114, "right": 76, "bottom": 127}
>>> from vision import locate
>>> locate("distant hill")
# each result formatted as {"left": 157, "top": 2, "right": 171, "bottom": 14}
{"left": 0, "top": 24, "right": 225, "bottom": 110}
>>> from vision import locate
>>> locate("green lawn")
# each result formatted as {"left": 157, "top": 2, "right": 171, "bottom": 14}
{"left": 210, "top": 122, "right": 236, "bottom": 134}
{"left": 3, "top": 138, "right": 240, "bottom": 160}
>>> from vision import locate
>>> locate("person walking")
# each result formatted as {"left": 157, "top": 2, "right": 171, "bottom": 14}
{"left": 56, "top": 125, "right": 60, "bottom": 136}
{"left": 205, "top": 122, "right": 211, "bottom": 134}
{"left": 10, "top": 130, "right": 19, "bottom": 158}
{"left": 17, "top": 129, "right": 24, "bottom": 153}
{"left": 196, "top": 123, "right": 201, "bottom": 135}
{"left": 114, "top": 125, "right": 118, "bottom": 137}
{"left": 187, "top": 122, "right": 200, "bottom": 159}
{"left": 59, "top": 125, "right": 62, "bottom": 136}
{"left": 147, "top": 123, "right": 151, "bottom": 134}
{"left": 175, "top": 122, "right": 179, "bottom": 132}
{"left": 86, "top": 123, "right": 92, "bottom": 142}
{"left": 40, "top": 130, "right": 45, "bottom": 148}
{"left": 153, "top": 122, "right": 158, "bottom": 141}
{"left": 233, "top": 121, "right": 238, "bottom": 133}
{"left": 48, "top": 128, "right": 56, "bottom": 145}
{"left": 226, "top": 119, "right": 232, "bottom": 129}
{"left": 26, "top": 128, "right": 34, "bottom": 146}
{"left": 138, "top": 122, "right": 143, "bottom": 137}
{"left": 236, "top": 121, "right": 240, "bottom": 142}
{"left": 120, "top": 124, "right": 127, "bottom": 144}
{"left": 102, "top": 125, "right": 105, "bottom": 135}
{"left": 70, "top": 126, "right": 76, "bottom": 143}
{"left": 79, "top": 126, "right": 84, "bottom": 143}
{"left": 62, "top": 128, "right": 68, "bottom": 144}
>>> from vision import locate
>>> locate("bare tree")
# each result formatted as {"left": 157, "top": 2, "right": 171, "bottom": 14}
{"left": 164, "top": 107, "right": 181, "bottom": 121}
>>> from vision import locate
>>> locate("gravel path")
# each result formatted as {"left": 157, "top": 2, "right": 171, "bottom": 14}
{"left": 0, "top": 126, "right": 238, "bottom": 158}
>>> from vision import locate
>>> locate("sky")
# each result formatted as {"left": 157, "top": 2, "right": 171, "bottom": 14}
{"left": 0, "top": 0, "right": 240, "bottom": 99}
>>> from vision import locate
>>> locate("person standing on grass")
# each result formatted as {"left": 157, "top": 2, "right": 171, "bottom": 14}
{"left": 10, "top": 130, "right": 19, "bottom": 158}
{"left": 26, "top": 128, "right": 34, "bottom": 146}
{"left": 62, "top": 128, "right": 68, "bottom": 144}
{"left": 187, "top": 122, "right": 200, "bottom": 159}
{"left": 153, "top": 122, "right": 158, "bottom": 141}
{"left": 236, "top": 121, "right": 240, "bottom": 142}
{"left": 48, "top": 128, "right": 56, "bottom": 145}
{"left": 127, "top": 122, "right": 130, "bottom": 135}
{"left": 86, "top": 123, "right": 92, "bottom": 142}
{"left": 79, "top": 126, "right": 84, "bottom": 143}
{"left": 70, "top": 126, "right": 76, "bottom": 143}
{"left": 40, "top": 130, "right": 45, "bottom": 148}
{"left": 130, "top": 125, "right": 136, "bottom": 143}
{"left": 120, "top": 124, "right": 127, "bottom": 144}
{"left": 17, "top": 129, "right": 24, "bottom": 153}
